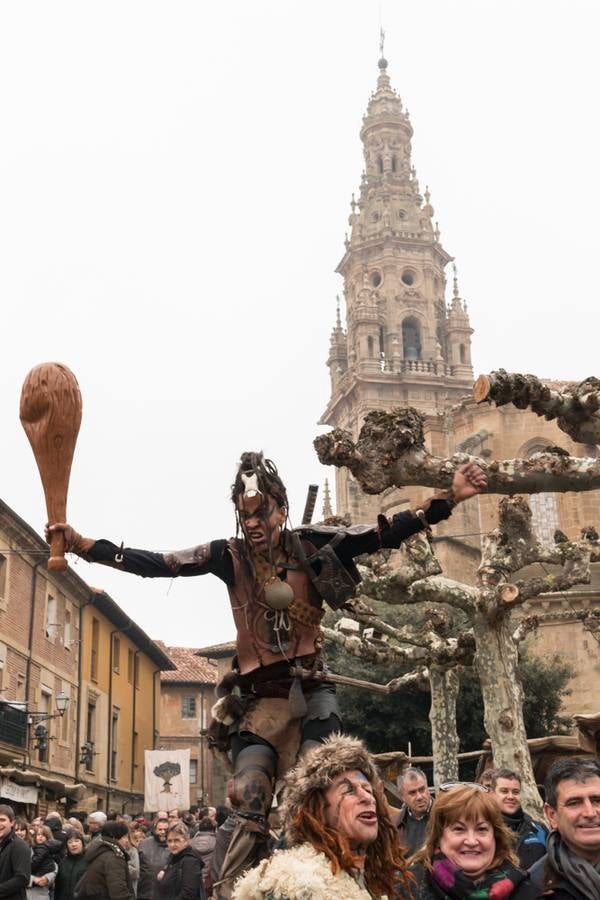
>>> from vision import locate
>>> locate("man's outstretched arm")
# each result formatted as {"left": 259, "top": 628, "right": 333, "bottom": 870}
{"left": 304, "top": 462, "right": 487, "bottom": 561}
{"left": 45, "top": 524, "right": 234, "bottom": 583}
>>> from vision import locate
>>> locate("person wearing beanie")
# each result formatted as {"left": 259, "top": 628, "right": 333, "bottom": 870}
{"left": 231, "top": 734, "right": 411, "bottom": 900}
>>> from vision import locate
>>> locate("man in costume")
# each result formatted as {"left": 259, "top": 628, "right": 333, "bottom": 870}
{"left": 231, "top": 733, "right": 411, "bottom": 900}
{"left": 48, "top": 451, "right": 485, "bottom": 897}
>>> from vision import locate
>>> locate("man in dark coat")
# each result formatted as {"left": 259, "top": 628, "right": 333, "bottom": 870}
{"left": 491, "top": 768, "right": 547, "bottom": 868}
{"left": 529, "top": 757, "right": 600, "bottom": 900}
{"left": 137, "top": 819, "right": 169, "bottom": 900}
{"left": 156, "top": 822, "right": 205, "bottom": 900}
{"left": 394, "top": 766, "right": 433, "bottom": 855}
{"left": 76, "top": 821, "right": 133, "bottom": 900}
{"left": 0, "top": 803, "right": 31, "bottom": 900}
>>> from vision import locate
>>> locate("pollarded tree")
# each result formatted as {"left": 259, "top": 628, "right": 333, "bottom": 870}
{"left": 315, "top": 409, "right": 600, "bottom": 815}
{"left": 321, "top": 538, "right": 475, "bottom": 787}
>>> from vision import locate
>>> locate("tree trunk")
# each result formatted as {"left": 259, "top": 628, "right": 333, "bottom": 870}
{"left": 471, "top": 613, "right": 543, "bottom": 817}
{"left": 428, "top": 665, "right": 460, "bottom": 788}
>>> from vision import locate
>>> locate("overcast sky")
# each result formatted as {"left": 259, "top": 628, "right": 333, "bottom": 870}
{"left": 1, "top": 1, "right": 598, "bottom": 649}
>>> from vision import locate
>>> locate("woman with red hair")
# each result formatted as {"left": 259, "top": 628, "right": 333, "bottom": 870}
{"left": 409, "top": 784, "right": 540, "bottom": 899}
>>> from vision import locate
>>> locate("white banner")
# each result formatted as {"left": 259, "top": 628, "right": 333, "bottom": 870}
{"left": 144, "top": 749, "right": 190, "bottom": 812}
{"left": 0, "top": 778, "right": 38, "bottom": 805}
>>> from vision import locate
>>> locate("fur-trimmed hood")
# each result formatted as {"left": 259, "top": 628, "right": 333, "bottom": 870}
{"left": 231, "top": 843, "right": 383, "bottom": 900}
{"left": 280, "top": 733, "right": 380, "bottom": 847}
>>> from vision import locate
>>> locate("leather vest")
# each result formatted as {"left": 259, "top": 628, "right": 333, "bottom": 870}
{"left": 227, "top": 539, "right": 322, "bottom": 676}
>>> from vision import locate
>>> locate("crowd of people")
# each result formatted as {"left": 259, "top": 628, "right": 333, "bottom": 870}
{"left": 0, "top": 803, "right": 223, "bottom": 900}
{"left": 0, "top": 747, "right": 598, "bottom": 899}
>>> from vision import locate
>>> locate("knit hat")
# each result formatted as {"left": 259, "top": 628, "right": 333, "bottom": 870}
{"left": 88, "top": 811, "right": 107, "bottom": 826}
{"left": 280, "top": 733, "right": 380, "bottom": 846}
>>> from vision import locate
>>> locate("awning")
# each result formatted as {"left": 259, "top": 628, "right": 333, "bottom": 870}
{"left": 0, "top": 767, "right": 86, "bottom": 802}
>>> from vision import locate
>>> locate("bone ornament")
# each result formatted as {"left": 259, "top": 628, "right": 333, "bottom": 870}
{"left": 241, "top": 472, "right": 261, "bottom": 498}
{"left": 20, "top": 363, "right": 82, "bottom": 572}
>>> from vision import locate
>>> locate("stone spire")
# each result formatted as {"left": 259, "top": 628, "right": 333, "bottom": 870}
{"left": 321, "top": 52, "right": 475, "bottom": 522}
{"left": 322, "top": 478, "right": 333, "bottom": 519}
{"left": 446, "top": 263, "right": 473, "bottom": 376}
{"left": 327, "top": 295, "right": 348, "bottom": 391}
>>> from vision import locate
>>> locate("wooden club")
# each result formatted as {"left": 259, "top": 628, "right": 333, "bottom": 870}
{"left": 20, "top": 363, "right": 82, "bottom": 572}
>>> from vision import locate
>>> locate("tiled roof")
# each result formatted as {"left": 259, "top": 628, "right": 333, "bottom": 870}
{"left": 156, "top": 642, "right": 218, "bottom": 684}
{"left": 195, "top": 641, "right": 237, "bottom": 659}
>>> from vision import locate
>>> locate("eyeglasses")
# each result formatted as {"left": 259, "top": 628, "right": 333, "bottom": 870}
{"left": 438, "top": 781, "right": 489, "bottom": 793}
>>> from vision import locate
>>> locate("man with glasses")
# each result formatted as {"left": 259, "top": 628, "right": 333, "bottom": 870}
{"left": 530, "top": 757, "right": 600, "bottom": 900}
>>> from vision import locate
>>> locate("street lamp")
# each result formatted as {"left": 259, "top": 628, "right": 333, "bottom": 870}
{"left": 54, "top": 691, "right": 69, "bottom": 717}
{"left": 27, "top": 692, "right": 70, "bottom": 761}
{"left": 27, "top": 691, "right": 70, "bottom": 724}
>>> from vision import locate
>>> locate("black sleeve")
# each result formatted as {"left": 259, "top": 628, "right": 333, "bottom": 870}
{"left": 87, "top": 538, "right": 234, "bottom": 585}
{"left": 180, "top": 856, "right": 204, "bottom": 900}
{"left": 306, "top": 499, "right": 454, "bottom": 565}
{"left": 0, "top": 840, "right": 31, "bottom": 897}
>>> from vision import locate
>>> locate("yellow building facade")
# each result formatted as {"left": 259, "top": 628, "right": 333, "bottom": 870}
{"left": 78, "top": 589, "right": 174, "bottom": 814}
{"left": 0, "top": 498, "right": 174, "bottom": 816}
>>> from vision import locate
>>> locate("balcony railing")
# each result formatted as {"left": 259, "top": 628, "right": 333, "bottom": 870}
{"left": 0, "top": 701, "right": 28, "bottom": 749}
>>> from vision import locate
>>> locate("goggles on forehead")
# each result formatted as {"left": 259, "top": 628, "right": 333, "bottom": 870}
{"left": 438, "top": 781, "right": 489, "bottom": 793}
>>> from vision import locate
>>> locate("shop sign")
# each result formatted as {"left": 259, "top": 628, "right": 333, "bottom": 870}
{"left": 0, "top": 778, "right": 38, "bottom": 805}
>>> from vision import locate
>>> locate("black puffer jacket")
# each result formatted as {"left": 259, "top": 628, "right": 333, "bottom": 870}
{"left": 156, "top": 846, "right": 205, "bottom": 900}
{"left": 75, "top": 837, "right": 133, "bottom": 900}
{"left": 30, "top": 844, "right": 56, "bottom": 878}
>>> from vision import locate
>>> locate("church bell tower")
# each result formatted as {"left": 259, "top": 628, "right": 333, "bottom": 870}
{"left": 320, "top": 53, "right": 474, "bottom": 521}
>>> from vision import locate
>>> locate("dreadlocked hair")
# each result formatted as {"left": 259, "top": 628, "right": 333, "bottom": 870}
{"left": 231, "top": 452, "right": 288, "bottom": 509}
{"left": 291, "top": 782, "right": 412, "bottom": 900}
{"left": 231, "top": 451, "right": 289, "bottom": 554}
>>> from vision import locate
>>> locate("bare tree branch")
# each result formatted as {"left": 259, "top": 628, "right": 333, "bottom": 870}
{"left": 314, "top": 408, "right": 600, "bottom": 495}
{"left": 322, "top": 625, "right": 426, "bottom": 665}
{"left": 474, "top": 370, "right": 600, "bottom": 445}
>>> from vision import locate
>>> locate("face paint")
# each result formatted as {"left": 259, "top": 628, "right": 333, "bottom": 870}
{"left": 323, "top": 770, "right": 378, "bottom": 848}
{"left": 237, "top": 494, "right": 286, "bottom": 553}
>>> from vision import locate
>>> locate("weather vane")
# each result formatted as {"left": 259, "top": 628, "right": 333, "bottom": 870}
{"left": 379, "top": 25, "right": 385, "bottom": 59}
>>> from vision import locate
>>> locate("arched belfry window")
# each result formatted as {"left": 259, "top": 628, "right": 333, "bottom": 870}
{"left": 391, "top": 155, "right": 397, "bottom": 173}
{"left": 459, "top": 343, "right": 466, "bottom": 364}
{"left": 521, "top": 441, "right": 560, "bottom": 545}
{"left": 402, "top": 317, "right": 422, "bottom": 360}
{"left": 377, "top": 157, "right": 384, "bottom": 174}
{"left": 367, "top": 335, "right": 374, "bottom": 358}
